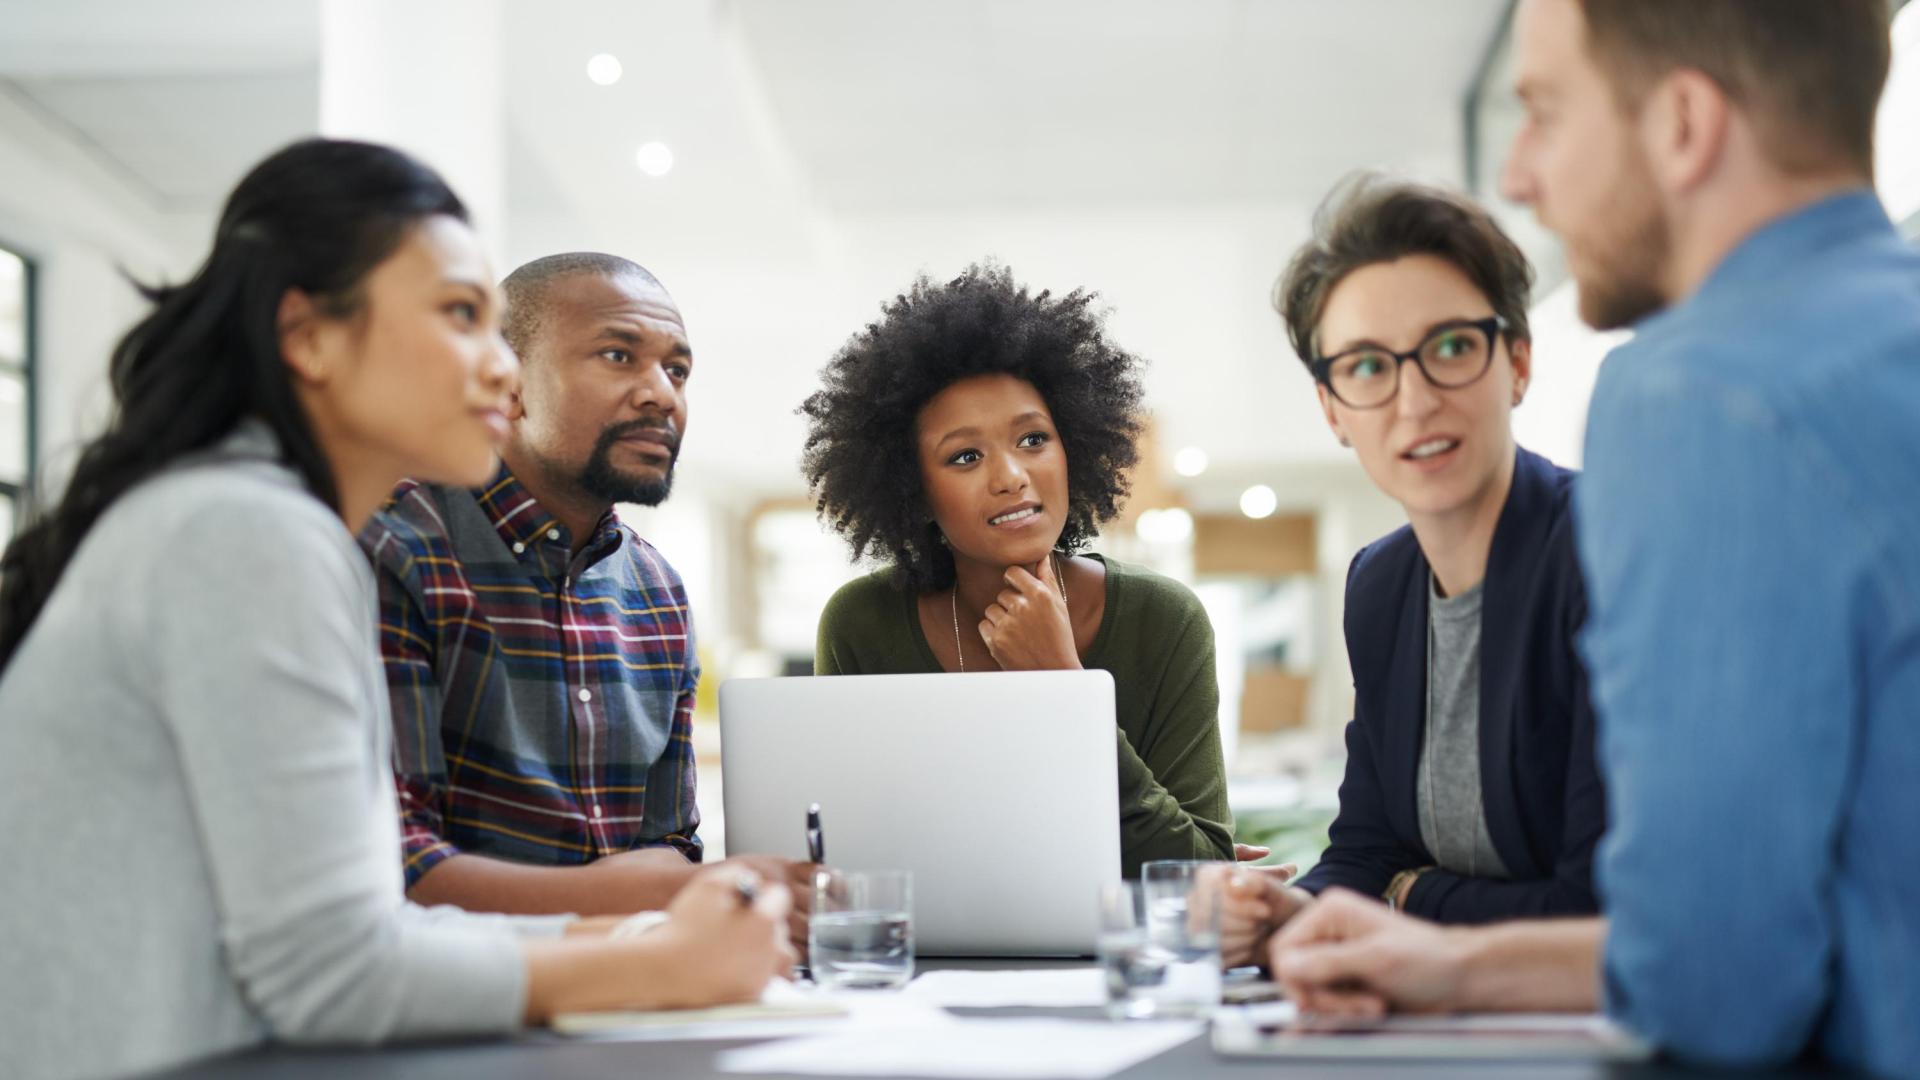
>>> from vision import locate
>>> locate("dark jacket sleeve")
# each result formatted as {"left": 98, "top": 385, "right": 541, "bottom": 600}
{"left": 1293, "top": 716, "right": 1428, "bottom": 900}
{"left": 1294, "top": 550, "right": 1430, "bottom": 900}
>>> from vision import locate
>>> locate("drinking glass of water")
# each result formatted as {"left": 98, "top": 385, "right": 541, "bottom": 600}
{"left": 1098, "top": 875, "right": 1223, "bottom": 1019}
{"left": 809, "top": 868, "right": 913, "bottom": 990}
{"left": 1137, "top": 860, "right": 1224, "bottom": 1016}
{"left": 1098, "top": 881, "right": 1159, "bottom": 1019}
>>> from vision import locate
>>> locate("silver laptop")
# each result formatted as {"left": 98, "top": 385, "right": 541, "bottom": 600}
{"left": 720, "top": 670, "right": 1122, "bottom": 956}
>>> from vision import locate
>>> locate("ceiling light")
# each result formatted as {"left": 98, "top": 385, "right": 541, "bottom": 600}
{"left": 1173, "top": 447, "right": 1209, "bottom": 478}
{"left": 586, "top": 54, "right": 622, "bottom": 86}
{"left": 1135, "top": 508, "right": 1195, "bottom": 545}
{"left": 635, "top": 141, "right": 674, "bottom": 177}
{"left": 1239, "top": 485, "right": 1278, "bottom": 520}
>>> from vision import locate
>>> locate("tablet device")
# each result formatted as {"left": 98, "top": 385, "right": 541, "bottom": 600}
{"left": 1211, "top": 1009, "right": 1654, "bottom": 1062}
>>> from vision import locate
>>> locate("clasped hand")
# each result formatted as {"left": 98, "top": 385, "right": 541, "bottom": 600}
{"left": 978, "top": 556, "right": 1079, "bottom": 671}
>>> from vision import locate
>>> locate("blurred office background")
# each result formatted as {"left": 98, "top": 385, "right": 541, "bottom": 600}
{"left": 2, "top": 1, "right": 1915, "bottom": 863}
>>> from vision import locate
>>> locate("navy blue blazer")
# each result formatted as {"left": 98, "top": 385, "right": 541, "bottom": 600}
{"left": 1296, "top": 447, "right": 1604, "bottom": 923}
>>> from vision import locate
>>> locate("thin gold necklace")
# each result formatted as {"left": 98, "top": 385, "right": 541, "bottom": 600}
{"left": 951, "top": 552, "right": 1069, "bottom": 673}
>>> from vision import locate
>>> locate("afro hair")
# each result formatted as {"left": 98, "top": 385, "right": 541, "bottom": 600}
{"left": 799, "top": 262, "right": 1147, "bottom": 591}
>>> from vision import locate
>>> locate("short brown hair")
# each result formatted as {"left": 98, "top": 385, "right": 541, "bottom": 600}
{"left": 1577, "top": 0, "right": 1892, "bottom": 178}
{"left": 1275, "top": 174, "right": 1535, "bottom": 369}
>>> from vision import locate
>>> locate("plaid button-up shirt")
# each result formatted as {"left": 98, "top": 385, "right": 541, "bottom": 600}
{"left": 359, "top": 467, "right": 702, "bottom": 888}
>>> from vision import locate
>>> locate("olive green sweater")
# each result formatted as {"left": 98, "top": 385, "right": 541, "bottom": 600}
{"left": 813, "top": 555, "right": 1234, "bottom": 876}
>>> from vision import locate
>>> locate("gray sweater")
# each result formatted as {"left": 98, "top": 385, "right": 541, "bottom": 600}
{"left": 0, "top": 426, "right": 564, "bottom": 1080}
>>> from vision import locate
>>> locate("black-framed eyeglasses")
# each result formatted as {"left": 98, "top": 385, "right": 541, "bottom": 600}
{"left": 1310, "top": 315, "right": 1509, "bottom": 410}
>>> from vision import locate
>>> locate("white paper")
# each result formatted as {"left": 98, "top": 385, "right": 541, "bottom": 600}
{"left": 717, "top": 1017, "right": 1203, "bottom": 1079}
{"left": 551, "top": 978, "right": 953, "bottom": 1042}
{"left": 900, "top": 967, "right": 1109, "bottom": 1008}
{"left": 556, "top": 1016, "right": 850, "bottom": 1044}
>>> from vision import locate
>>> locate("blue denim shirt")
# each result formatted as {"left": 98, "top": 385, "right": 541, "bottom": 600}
{"left": 1577, "top": 192, "right": 1920, "bottom": 1076}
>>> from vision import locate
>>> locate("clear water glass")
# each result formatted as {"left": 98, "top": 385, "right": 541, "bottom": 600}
{"left": 1138, "top": 859, "right": 1224, "bottom": 1016}
{"left": 1098, "top": 881, "right": 1160, "bottom": 1019}
{"left": 1098, "top": 874, "right": 1222, "bottom": 1019}
{"left": 809, "top": 868, "right": 913, "bottom": 990}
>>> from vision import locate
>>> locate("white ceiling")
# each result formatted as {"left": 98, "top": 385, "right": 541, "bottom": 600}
{"left": 5, "top": 72, "right": 316, "bottom": 209}
{"left": 730, "top": 0, "right": 1502, "bottom": 210}
{"left": 0, "top": 0, "right": 1508, "bottom": 236}
{"left": 0, "top": 0, "right": 319, "bottom": 211}
{"left": 0, "top": 0, "right": 316, "bottom": 75}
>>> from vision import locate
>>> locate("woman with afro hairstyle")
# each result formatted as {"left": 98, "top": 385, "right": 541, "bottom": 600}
{"left": 800, "top": 262, "right": 1235, "bottom": 876}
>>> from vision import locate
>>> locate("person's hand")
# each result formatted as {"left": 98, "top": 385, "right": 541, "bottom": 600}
{"left": 648, "top": 866, "right": 798, "bottom": 1006}
{"left": 979, "top": 555, "right": 1080, "bottom": 671}
{"left": 721, "top": 854, "right": 815, "bottom": 954}
{"left": 519, "top": 869, "right": 793, "bottom": 1021}
{"left": 1268, "top": 888, "right": 1468, "bottom": 1017}
{"left": 1198, "top": 864, "right": 1308, "bottom": 968}
{"left": 1233, "top": 843, "right": 1272, "bottom": 862}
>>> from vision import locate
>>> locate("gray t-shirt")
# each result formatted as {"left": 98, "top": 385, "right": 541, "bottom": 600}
{"left": 1414, "top": 573, "right": 1511, "bottom": 880}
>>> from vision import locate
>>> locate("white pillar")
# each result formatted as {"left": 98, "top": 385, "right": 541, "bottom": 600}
{"left": 1878, "top": 3, "right": 1920, "bottom": 226}
{"left": 318, "top": 0, "right": 508, "bottom": 266}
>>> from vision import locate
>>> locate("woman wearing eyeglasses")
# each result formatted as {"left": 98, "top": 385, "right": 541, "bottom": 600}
{"left": 1212, "top": 175, "right": 1604, "bottom": 968}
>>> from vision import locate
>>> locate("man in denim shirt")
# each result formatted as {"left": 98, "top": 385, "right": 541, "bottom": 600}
{"left": 1267, "top": 2, "right": 1919, "bottom": 1075}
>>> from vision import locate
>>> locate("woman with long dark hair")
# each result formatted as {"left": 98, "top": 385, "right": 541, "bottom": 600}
{"left": 0, "top": 140, "right": 791, "bottom": 1080}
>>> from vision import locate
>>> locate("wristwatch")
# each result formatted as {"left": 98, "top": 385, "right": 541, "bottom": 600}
{"left": 1383, "top": 867, "right": 1430, "bottom": 912}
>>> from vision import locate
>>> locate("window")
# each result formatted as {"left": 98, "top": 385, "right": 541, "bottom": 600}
{"left": 0, "top": 244, "right": 33, "bottom": 539}
{"left": 1894, "top": 1, "right": 1920, "bottom": 238}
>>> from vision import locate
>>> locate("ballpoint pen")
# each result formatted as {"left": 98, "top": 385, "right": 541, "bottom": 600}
{"left": 797, "top": 803, "right": 826, "bottom": 982}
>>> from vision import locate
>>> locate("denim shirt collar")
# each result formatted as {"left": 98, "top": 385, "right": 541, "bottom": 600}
{"left": 1635, "top": 189, "right": 1892, "bottom": 338}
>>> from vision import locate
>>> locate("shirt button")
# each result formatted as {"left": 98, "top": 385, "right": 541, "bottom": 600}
{"left": 578, "top": 688, "right": 592, "bottom": 703}
{"left": 547, "top": 528, "right": 561, "bottom": 541}
{"left": 511, "top": 541, "right": 525, "bottom": 555}
{"left": 592, "top": 804, "right": 604, "bottom": 820}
